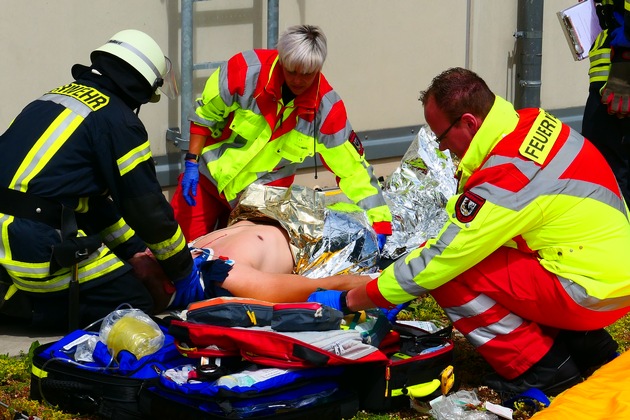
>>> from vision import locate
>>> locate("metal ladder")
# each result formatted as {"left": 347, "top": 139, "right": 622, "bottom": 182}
{"left": 166, "top": 0, "right": 279, "bottom": 155}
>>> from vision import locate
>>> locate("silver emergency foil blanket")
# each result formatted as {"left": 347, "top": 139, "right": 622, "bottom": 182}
{"left": 228, "top": 124, "right": 456, "bottom": 275}
{"left": 229, "top": 183, "right": 379, "bottom": 278}
{"left": 381, "top": 125, "right": 457, "bottom": 259}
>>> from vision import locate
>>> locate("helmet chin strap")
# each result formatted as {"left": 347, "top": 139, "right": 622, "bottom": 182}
{"left": 153, "top": 77, "right": 164, "bottom": 90}
{"left": 149, "top": 77, "right": 163, "bottom": 103}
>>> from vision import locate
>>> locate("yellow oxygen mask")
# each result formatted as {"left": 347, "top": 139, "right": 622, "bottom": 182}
{"left": 99, "top": 309, "right": 164, "bottom": 359}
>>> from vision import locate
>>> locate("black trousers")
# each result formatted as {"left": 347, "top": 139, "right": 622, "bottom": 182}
{"left": 1, "top": 271, "right": 154, "bottom": 332}
{"left": 582, "top": 86, "right": 630, "bottom": 204}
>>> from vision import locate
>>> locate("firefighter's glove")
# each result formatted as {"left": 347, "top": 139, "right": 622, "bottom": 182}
{"left": 601, "top": 47, "right": 630, "bottom": 117}
{"left": 181, "top": 160, "right": 199, "bottom": 206}
{"left": 380, "top": 301, "right": 411, "bottom": 323}
{"left": 169, "top": 268, "right": 204, "bottom": 309}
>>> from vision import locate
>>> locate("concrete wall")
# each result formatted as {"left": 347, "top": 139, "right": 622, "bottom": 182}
{"left": 1, "top": 0, "right": 587, "bottom": 192}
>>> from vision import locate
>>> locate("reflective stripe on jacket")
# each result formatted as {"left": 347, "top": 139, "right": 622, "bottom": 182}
{"left": 589, "top": 29, "right": 611, "bottom": 84}
{"left": 0, "top": 81, "right": 191, "bottom": 292}
{"left": 588, "top": 0, "right": 630, "bottom": 84}
{"left": 191, "top": 49, "right": 392, "bottom": 229}
{"left": 373, "top": 96, "right": 630, "bottom": 305}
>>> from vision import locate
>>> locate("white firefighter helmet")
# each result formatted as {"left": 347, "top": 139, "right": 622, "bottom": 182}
{"left": 93, "top": 29, "right": 178, "bottom": 100}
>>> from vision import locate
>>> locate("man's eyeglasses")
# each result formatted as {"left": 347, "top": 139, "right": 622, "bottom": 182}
{"left": 434, "top": 115, "right": 462, "bottom": 143}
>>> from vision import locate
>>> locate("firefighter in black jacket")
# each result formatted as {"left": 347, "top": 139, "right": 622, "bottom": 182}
{"left": 583, "top": 0, "right": 630, "bottom": 203}
{"left": 0, "top": 30, "right": 200, "bottom": 330}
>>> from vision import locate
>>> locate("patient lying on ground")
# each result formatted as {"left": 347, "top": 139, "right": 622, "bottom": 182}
{"left": 134, "top": 185, "right": 379, "bottom": 312}
{"left": 185, "top": 218, "right": 374, "bottom": 304}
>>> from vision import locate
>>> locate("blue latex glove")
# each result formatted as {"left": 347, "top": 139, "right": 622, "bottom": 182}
{"left": 380, "top": 301, "right": 412, "bottom": 323}
{"left": 169, "top": 269, "right": 204, "bottom": 309}
{"left": 376, "top": 234, "right": 387, "bottom": 253}
{"left": 307, "top": 289, "right": 344, "bottom": 312}
{"left": 181, "top": 160, "right": 199, "bottom": 206}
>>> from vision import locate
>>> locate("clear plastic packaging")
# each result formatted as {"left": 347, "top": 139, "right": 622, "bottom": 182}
{"left": 216, "top": 371, "right": 257, "bottom": 388}
{"left": 99, "top": 309, "right": 164, "bottom": 359}
{"left": 74, "top": 335, "right": 98, "bottom": 362}
{"left": 429, "top": 390, "right": 499, "bottom": 420}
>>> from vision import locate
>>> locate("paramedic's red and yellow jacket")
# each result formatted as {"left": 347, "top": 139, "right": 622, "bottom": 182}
{"left": 368, "top": 96, "right": 630, "bottom": 309}
{"left": 189, "top": 49, "right": 392, "bottom": 234}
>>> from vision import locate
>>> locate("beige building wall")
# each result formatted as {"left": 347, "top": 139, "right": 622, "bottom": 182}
{"left": 1, "top": 0, "right": 587, "bottom": 192}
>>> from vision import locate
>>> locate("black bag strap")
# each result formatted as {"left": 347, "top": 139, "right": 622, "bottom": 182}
{"left": 0, "top": 187, "right": 63, "bottom": 228}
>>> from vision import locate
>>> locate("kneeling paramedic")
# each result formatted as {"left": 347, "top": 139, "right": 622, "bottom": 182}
{"left": 309, "top": 67, "right": 630, "bottom": 398}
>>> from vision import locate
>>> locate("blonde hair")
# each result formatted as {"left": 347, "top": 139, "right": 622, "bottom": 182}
{"left": 276, "top": 25, "right": 327, "bottom": 73}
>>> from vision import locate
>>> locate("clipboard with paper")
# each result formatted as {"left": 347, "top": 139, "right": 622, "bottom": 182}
{"left": 557, "top": 0, "right": 602, "bottom": 61}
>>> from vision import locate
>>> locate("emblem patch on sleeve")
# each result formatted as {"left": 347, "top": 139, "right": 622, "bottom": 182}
{"left": 348, "top": 130, "right": 364, "bottom": 156}
{"left": 455, "top": 191, "right": 485, "bottom": 223}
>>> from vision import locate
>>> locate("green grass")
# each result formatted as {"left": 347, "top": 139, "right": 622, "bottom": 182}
{"left": 1, "top": 296, "right": 629, "bottom": 420}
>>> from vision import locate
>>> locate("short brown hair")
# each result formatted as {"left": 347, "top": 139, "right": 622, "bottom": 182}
{"left": 419, "top": 67, "right": 495, "bottom": 121}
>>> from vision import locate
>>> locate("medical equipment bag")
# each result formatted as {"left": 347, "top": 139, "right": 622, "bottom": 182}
{"left": 29, "top": 321, "right": 188, "bottom": 419}
{"left": 185, "top": 297, "right": 275, "bottom": 327}
{"left": 169, "top": 297, "right": 388, "bottom": 368}
{"left": 137, "top": 298, "right": 373, "bottom": 419}
{"left": 137, "top": 362, "right": 361, "bottom": 419}
{"left": 168, "top": 319, "right": 388, "bottom": 368}
{"left": 350, "top": 320, "right": 456, "bottom": 411}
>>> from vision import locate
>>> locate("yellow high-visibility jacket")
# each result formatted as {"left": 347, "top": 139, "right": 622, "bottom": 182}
{"left": 369, "top": 97, "right": 630, "bottom": 307}
{"left": 190, "top": 49, "right": 392, "bottom": 233}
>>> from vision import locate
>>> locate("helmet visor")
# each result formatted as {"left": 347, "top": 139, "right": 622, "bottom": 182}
{"left": 157, "top": 57, "right": 179, "bottom": 100}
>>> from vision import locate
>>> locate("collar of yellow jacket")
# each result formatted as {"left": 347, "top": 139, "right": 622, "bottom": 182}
{"left": 456, "top": 96, "right": 520, "bottom": 190}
